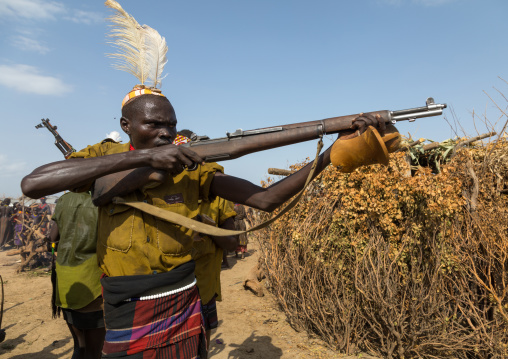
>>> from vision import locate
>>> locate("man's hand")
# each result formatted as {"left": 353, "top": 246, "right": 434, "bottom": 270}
{"left": 91, "top": 145, "right": 205, "bottom": 206}
{"left": 147, "top": 144, "right": 204, "bottom": 175}
{"left": 351, "top": 113, "right": 386, "bottom": 136}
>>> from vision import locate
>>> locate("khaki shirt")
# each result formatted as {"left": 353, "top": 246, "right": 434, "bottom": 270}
{"left": 192, "top": 196, "right": 236, "bottom": 304}
{"left": 69, "top": 142, "right": 220, "bottom": 277}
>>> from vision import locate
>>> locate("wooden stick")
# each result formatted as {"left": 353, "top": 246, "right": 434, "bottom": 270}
{"left": 455, "top": 132, "right": 497, "bottom": 148}
{"left": 267, "top": 168, "right": 294, "bottom": 177}
{"left": 422, "top": 142, "right": 441, "bottom": 151}
{"left": 395, "top": 138, "right": 425, "bottom": 153}
{"left": 408, "top": 139, "right": 425, "bottom": 147}
{"left": 451, "top": 132, "right": 497, "bottom": 157}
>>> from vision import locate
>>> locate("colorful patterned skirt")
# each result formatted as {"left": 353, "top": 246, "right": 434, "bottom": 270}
{"left": 101, "top": 263, "right": 207, "bottom": 358}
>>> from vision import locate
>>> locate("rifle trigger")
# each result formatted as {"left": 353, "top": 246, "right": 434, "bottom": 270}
{"left": 408, "top": 118, "right": 416, "bottom": 122}
{"left": 185, "top": 163, "right": 198, "bottom": 171}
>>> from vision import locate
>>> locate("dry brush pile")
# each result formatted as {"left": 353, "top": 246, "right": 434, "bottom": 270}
{"left": 256, "top": 135, "right": 508, "bottom": 358}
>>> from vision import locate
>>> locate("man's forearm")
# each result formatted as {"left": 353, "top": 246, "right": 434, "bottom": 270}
{"left": 211, "top": 146, "right": 331, "bottom": 212}
{"left": 21, "top": 150, "right": 151, "bottom": 198}
{"left": 91, "top": 167, "right": 167, "bottom": 206}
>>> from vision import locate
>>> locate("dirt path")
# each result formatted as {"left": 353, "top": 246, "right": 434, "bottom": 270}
{"left": 0, "top": 242, "right": 374, "bottom": 358}
{"left": 0, "top": 249, "right": 73, "bottom": 358}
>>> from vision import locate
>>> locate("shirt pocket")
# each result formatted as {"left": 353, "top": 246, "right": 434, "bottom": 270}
{"left": 152, "top": 202, "right": 196, "bottom": 256}
{"left": 99, "top": 204, "right": 136, "bottom": 253}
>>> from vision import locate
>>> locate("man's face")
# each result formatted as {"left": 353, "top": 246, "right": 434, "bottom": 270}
{"left": 122, "top": 96, "right": 178, "bottom": 150}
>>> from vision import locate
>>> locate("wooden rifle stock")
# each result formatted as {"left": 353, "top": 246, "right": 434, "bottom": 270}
{"left": 92, "top": 98, "right": 446, "bottom": 206}
{"left": 181, "top": 113, "right": 372, "bottom": 162}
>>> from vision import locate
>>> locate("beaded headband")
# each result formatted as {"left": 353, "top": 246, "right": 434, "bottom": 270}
{"left": 121, "top": 85, "right": 166, "bottom": 108}
{"left": 173, "top": 134, "right": 190, "bottom": 146}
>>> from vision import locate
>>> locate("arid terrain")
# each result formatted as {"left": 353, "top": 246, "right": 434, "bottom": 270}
{"left": 0, "top": 240, "right": 375, "bottom": 359}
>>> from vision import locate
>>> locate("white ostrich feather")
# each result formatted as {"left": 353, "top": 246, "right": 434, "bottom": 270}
{"left": 142, "top": 25, "right": 168, "bottom": 89}
{"left": 105, "top": 0, "right": 148, "bottom": 85}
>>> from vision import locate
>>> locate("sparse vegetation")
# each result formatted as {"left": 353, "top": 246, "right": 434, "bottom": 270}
{"left": 255, "top": 87, "right": 508, "bottom": 358}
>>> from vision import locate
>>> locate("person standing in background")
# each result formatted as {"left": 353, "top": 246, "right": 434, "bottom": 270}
{"left": 12, "top": 202, "right": 25, "bottom": 248}
{"left": 38, "top": 196, "right": 51, "bottom": 216}
{"left": 233, "top": 204, "right": 248, "bottom": 259}
{"left": 0, "top": 199, "right": 13, "bottom": 248}
{"left": 50, "top": 191, "right": 105, "bottom": 359}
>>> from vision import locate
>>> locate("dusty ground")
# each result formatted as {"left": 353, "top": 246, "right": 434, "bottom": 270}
{"left": 0, "top": 241, "right": 375, "bottom": 359}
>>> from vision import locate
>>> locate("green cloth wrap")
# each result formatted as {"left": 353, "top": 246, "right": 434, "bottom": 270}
{"left": 53, "top": 192, "right": 102, "bottom": 309}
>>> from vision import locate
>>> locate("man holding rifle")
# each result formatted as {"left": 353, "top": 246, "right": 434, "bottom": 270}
{"left": 20, "top": 2, "right": 388, "bottom": 358}
{"left": 21, "top": 91, "right": 384, "bottom": 359}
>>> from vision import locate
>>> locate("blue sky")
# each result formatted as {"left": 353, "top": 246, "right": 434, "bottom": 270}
{"left": 1, "top": 0, "right": 507, "bottom": 198}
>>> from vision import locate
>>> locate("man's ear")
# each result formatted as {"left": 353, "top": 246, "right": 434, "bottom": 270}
{"left": 120, "top": 117, "right": 131, "bottom": 135}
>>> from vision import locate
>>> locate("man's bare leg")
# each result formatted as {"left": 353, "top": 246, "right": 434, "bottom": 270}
{"left": 67, "top": 323, "right": 85, "bottom": 359}
{"left": 84, "top": 327, "right": 106, "bottom": 359}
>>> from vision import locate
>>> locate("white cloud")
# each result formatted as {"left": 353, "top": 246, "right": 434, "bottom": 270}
{"left": 1, "top": 1, "right": 102, "bottom": 56}
{"left": 11, "top": 35, "right": 50, "bottom": 54}
{"left": 65, "top": 9, "right": 103, "bottom": 25}
{"left": 0, "top": 0, "right": 65, "bottom": 20}
{"left": 0, "top": 0, "right": 103, "bottom": 23}
{"left": 0, "top": 154, "right": 27, "bottom": 178}
{"left": 0, "top": 64, "right": 72, "bottom": 95}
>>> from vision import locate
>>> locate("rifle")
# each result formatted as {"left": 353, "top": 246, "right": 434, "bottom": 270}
{"left": 35, "top": 119, "right": 75, "bottom": 159}
{"left": 181, "top": 97, "right": 446, "bottom": 163}
{"left": 92, "top": 98, "right": 446, "bottom": 206}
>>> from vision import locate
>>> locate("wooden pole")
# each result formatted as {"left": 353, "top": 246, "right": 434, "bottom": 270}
{"left": 267, "top": 168, "right": 294, "bottom": 176}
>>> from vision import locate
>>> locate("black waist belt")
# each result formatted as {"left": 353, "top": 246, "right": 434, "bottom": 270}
{"left": 101, "top": 261, "right": 195, "bottom": 305}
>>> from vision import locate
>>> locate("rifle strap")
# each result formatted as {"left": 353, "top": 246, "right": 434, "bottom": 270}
{"left": 112, "top": 139, "right": 324, "bottom": 237}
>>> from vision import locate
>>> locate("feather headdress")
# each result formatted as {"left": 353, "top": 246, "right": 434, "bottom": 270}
{"left": 105, "top": 0, "right": 168, "bottom": 89}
